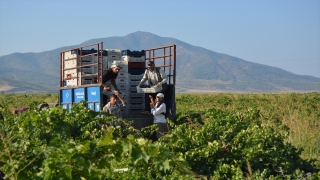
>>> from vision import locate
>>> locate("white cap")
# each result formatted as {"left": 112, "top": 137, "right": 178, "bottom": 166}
{"left": 156, "top": 93, "right": 164, "bottom": 98}
{"left": 111, "top": 64, "right": 120, "bottom": 69}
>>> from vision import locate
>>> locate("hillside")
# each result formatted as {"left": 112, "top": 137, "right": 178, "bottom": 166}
{"left": 0, "top": 31, "right": 319, "bottom": 93}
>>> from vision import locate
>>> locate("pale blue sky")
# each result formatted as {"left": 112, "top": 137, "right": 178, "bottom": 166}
{"left": 1, "top": 0, "right": 319, "bottom": 78}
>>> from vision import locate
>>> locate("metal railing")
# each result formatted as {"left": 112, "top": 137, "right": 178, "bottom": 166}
{"left": 144, "top": 44, "right": 176, "bottom": 85}
{"left": 60, "top": 42, "right": 104, "bottom": 88}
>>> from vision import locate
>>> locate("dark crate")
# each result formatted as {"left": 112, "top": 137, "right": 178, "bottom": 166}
{"left": 128, "top": 61, "right": 146, "bottom": 69}
{"left": 122, "top": 50, "right": 145, "bottom": 57}
{"left": 79, "top": 49, "right": 108, "bottom": 56}
{"left": 128, "top": 68, "right": 145, "bottom": 75}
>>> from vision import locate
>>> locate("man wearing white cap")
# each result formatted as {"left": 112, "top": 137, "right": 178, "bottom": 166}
{"left": 101, "top": 64, "right": 121, "bottom": 92}
{"left": 150, "top": 93, "right": 167, "bottom": 140}
{"left": 100, "top": 63, "right": 122, "bottom": 106}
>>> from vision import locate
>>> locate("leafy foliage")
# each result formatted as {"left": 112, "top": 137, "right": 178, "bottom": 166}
{"left": 0, "top": 102, "right": 192, "bottom": 179}
{"left": 162, "top": 108, "right": 317, "bottom": 179}
{"left": 1, "top": 93, "right": 319, "bottom": 179}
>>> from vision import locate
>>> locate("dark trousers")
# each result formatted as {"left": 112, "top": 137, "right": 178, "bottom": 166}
{"left": 149, "top": 122, "right": 169, "bottom": 142}
{"left": 155, "top": 123, "right": 168, "bottom": 139}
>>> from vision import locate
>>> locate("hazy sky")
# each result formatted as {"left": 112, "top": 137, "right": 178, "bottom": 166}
{"left": 1, "top": 0, "right": 319, "bottom": 78}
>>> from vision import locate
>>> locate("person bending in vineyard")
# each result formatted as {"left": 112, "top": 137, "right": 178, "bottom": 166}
{"left": 38, "top": 103, "right": 50, "bottom": 111}
{"left": 150, "top": 93, "right": 168, "bottom": 140}
{"left": 10, "top": 107, "right": 30, "bottom": 115}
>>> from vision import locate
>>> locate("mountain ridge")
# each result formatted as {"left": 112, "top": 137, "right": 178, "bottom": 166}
{"left": 0, "top": 31, "right": 319, "bottom": 93}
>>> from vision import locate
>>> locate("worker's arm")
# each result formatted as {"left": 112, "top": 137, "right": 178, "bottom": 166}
{"left": 111, "top": 79, "right": 119, "bottom": 91}
{"left": 102, "top": 83, "right": 111, "bottom": 91}
{"left": 115, "top": 92, "right": 126, "bottom": 106}
{"left": 139, "top": 69, "right": 148, "bottom": 86}
{"left": 151, "top": 103, "right": 166, "bottom": 116}
{"left": 157, "top": 68, "right": 167, "bottom": 86}
{"left": 149, "top": 95, "right": 155, "bottom": 107}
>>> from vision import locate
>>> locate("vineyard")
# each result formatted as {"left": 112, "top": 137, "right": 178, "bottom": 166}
{"left": 0, "top": 93, "right": 319, "bottom": 179}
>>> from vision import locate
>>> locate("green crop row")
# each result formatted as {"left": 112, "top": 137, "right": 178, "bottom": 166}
{"left": 176, "top": 93, "right": 320, "bottom": 160}
{"left": 0, "top": 93, "right": 319, "bottom": 179}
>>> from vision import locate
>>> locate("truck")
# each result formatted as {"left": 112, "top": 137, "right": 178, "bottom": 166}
{"left": 59, "top": 42, "right": 176, "bottom": 129}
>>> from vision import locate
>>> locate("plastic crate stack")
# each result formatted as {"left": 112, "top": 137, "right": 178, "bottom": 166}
{"left": 62, "top": 50, "right": 79, "bottom": 86}
{"left": 80, "top": 49, "right": 123, "bottom": 86}
{"left": 80, "top": 49, "right": 110, "bottom": 85}
{"left": 121, "top": 50, "right": 146, "bottom": 115}
{"left": 62, "top": 49, "right": 110, "bottom": 87}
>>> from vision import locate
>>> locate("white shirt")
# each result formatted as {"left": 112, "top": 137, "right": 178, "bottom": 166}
{"left": 149, "top": 71, "right": 158, "bottom": 86}
{"left": 140, "top": 68, "right": 167, "bottom": 86}
{"left": 151, "top": 102, "right": 166, "bottom": 123}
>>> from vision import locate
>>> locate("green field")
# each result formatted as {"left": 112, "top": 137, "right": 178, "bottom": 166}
{"left": 0, "top": 93, "right": 319, "bottom": 179}
{"left": 176, "top": 93, "right": 320, "bottom": 160}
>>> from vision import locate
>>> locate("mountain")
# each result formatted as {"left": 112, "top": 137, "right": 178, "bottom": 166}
{"left": 0, "top": 31, "right": 319, "bottom": 93}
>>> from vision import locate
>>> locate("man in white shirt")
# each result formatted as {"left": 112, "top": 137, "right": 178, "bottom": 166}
{"left": 139, "top": 61, "right": 167, "bottom": 92}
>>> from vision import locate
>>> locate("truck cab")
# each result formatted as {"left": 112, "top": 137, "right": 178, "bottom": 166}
{"left": 59, "top": 42, "right": 176, "bottom": 129}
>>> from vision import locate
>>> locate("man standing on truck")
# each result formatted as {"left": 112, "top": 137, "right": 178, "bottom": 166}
{"left": 101, "top": 63, "right": 121, "bottom": 92}
{"left": 100, "top": 63, "right": 122, "bottom": 105}
{"left": 138, "top": 61, "right": 167, "bottom": 91}
{"left": 139, "top": 61, "right": 167, "bottom": 114}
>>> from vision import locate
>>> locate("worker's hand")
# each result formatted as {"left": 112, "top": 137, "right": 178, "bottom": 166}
{"left": 104, "top": 85, "right": 111, "bottom": 91}
{"left": 114, "top": 91, "right": 119, "bottom": 96}
{"left": 149, "top": 95, "right": 155, "bottom": 106}
{"left": 150, "top": 103, "right": 154, "bottom": 109}
{"left": 157, "top": 83, "right": 161, "bottom": 87}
